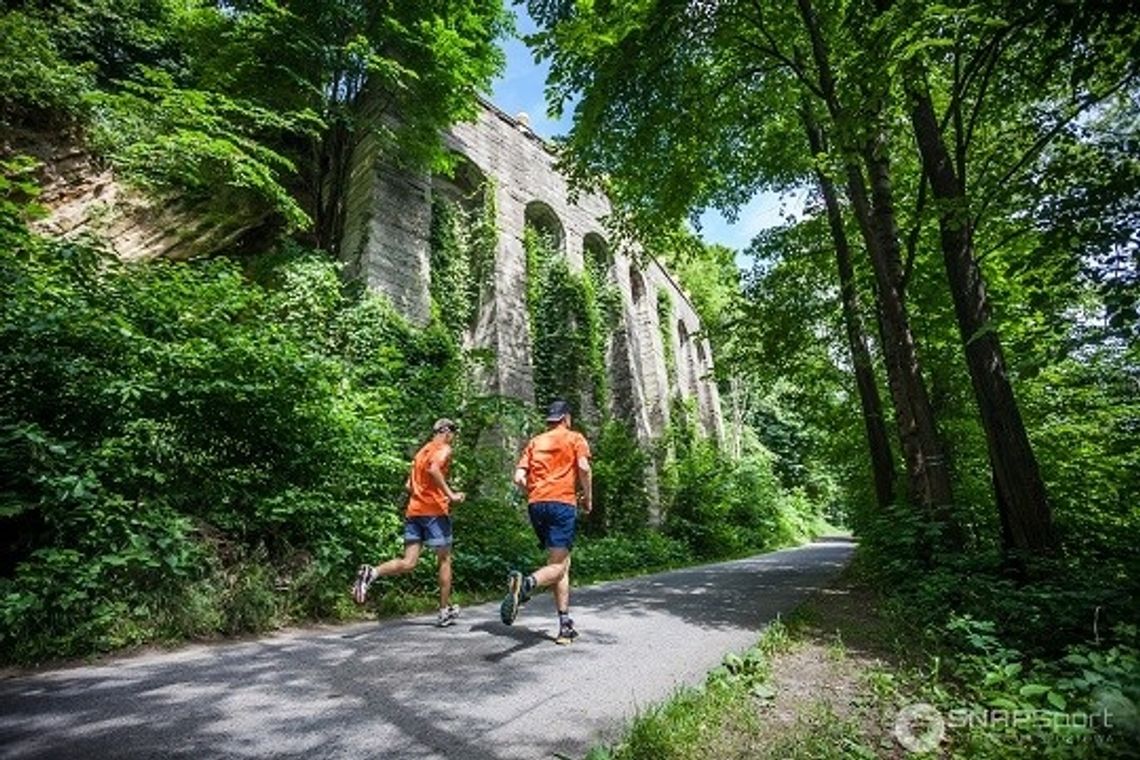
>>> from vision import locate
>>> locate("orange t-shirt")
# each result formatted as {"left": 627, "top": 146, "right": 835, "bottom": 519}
{"left": 406, "top": 439, "right": 452, "bottom": 517}
{"left": 516, "top": 426, "right": 591, "bottom": 505}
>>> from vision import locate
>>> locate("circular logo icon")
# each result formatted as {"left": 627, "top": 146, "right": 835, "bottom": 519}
{"left": 893, "top": 702, "right": 945, "bottom": 753}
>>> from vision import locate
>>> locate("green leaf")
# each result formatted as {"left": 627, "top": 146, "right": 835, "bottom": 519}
{"left": 750, "top": 683, "right": 777, "bottom": 700}
{"left": 989, "top": 697, "right": 1020, "bottom": 710}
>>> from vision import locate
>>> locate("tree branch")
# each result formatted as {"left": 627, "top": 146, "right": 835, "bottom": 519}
{"left": 900, "top": 172, "right": 928, "bottom": 295}
{"left": 732, "top": 0, "right": 825, "bottom": 100}
{"left": 974, "top": 72, "right": 1136, "bottom": 230}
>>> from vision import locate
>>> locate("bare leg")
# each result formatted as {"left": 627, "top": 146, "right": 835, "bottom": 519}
{"left": 376, "top": 542, "right": 422, "bottom": 576}
{"left": 530, "top": 548, "right": 571, "bottom": 607}
{"left": 552, "top": 553, "right": 571, "bottom": 612}
{"left": 435, "top": 548, "right": 452, "bottom": 608}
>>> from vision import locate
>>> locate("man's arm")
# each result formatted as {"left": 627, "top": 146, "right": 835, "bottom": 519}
{"left": 576, "top": 456, "right": 592, "bottom": 513}
{"left": 514, "top": 442, "right": 531, "bottom": 493}
{"left": 427, "top": 448, "right": 464, "bottom": 503}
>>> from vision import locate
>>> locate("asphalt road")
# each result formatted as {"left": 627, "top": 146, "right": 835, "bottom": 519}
{"left": 0, "top": 537, "right": 854, "bottom": 760}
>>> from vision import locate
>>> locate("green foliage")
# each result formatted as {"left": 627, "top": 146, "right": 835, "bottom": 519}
{"left": 428, "top": 185, "right": 498, "bottom": 339}
{"left": 0, "top": 214, "right": 461, "bottom": 660}
{"left": 13, "top": 0, "right": 188, "bottom": 86}
{"left": 661, "top": 400, "right": 823, "bottom": 560}
{"left": 572, "top": 532, "right": 691, "bottom": 582}
{"left": 525, "top": 226, "right": 607, "bottom": 418}
{"left": 87, "top": 69, "right": 316, "bottom": 229}
{"left": 656, "top": 290, "right": 677, "bottom": 389}
{"left": 0, "top": 11, "right": 94, "bottom": 121}
{"left": 589, "top": 421, "right": 651, "bottom": 537}
{"left": 429, "top": 196, "right": 472, "bottom": 334}
{"left": 921, "top": 617, "right": 1140, "bottom": 757}
{"left": 0, "top": 157, "right": 47, "bottom": 234}
{"left": 2, "top": 0, "right": 510, "bottom": 241}
{"left": 452, "top": 497, "right": 541, "bottom": 591}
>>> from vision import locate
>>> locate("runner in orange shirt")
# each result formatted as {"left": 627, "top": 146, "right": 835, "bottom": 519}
{"left": 500, "top": 400, "right": 592, "bottom": 644}
{"left": 352, "top": 418, "right": 466, "bottom": 627}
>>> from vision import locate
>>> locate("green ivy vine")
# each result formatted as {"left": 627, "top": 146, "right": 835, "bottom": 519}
{"left": 524, "top": 226, "right": 608, "bottom": 426}
{"left": 428, "top": 179, "right": 498, "bottom": 340}
{"left": 657, "top": 289, "right": 678, "bottom": 391}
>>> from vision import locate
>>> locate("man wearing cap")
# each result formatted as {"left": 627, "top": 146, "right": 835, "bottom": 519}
{"left": 500, "top": 399, "right": 592, "bottom": 644}
{"left": 352, "top": 418, "right": 465, "bottom": 627}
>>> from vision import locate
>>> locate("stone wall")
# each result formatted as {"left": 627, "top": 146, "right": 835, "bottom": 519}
{"left": 343, "top": 99, "right": 723, "bottom": 442}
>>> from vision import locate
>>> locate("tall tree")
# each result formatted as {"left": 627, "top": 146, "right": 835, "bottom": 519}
{"left": 791, "top": 0, "right": 958, "bottom": 537}
{"left": 527, "top": 0, "right": 961, "bottom": 536}
{"left": 193, "top": 0, "right": 511, "bottom": 251}
{"left": 881, "top": 0, "right": 1140, "bottom": 553}
{"left": 800, "top": 101, "right": 896, "bottom": 508}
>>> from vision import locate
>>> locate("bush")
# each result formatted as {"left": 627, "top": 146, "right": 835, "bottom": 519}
{"left": 589, "top": 420, "right": 651, "bottom": 537}
{"left": 574, "top": 533, "right": 693, "bottom": 582}
{"left": 0, "top": 223, "right": 464, "bottom": 661}
{"left": 451, "top": 497, "right": 542, "bottom": 591}
{"left": 0, "top": 12, "right": 94, "bottom": 121}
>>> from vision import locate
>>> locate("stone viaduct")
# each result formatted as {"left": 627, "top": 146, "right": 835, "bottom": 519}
{"left": 340, "top": 98, "right": 723, "bottom": 444}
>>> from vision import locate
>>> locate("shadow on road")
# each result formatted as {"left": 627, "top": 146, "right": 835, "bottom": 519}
{"left": 573, "top": 537, "right": 855, "bottom": 632}
{"left": 468, "top": 620, "right": 550, "bottom": 663}
{"left": 0, "top": 538, "right": 855, "bottom": 759}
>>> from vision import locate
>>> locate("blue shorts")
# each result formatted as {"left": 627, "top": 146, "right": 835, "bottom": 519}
{"left": 404, "top": 516, "right": 452, "bottom": 548}
{"left": 528, "top": 501, "right": 577, "bottom": 551}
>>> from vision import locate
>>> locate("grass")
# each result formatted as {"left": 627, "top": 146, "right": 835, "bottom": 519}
{"left": 582, "top": 558, "right": 1137, "bottom": 760}
{"left": 579, "top": 566, "right": 912, "bottom": 760}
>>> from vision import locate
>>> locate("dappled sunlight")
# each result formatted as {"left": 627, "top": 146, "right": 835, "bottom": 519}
{"left": 0, "top": 541, "right": 853, "bottom": 759}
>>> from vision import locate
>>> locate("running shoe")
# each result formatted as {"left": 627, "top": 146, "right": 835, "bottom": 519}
{"left": 437, "top": 605, "right": 460, "bottom": 627}
{"left": 555, "top": 619, "right": 579, "bottom": 645}
{"left": 352, "top": 564, "right": 377, "bottom": 605}
{"left": 500, "top": 571, "right": 523, "bottom": 625}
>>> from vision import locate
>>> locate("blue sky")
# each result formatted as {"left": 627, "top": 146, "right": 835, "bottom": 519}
{"left": 488, "top": 4, "right": 803, "bottom": 257}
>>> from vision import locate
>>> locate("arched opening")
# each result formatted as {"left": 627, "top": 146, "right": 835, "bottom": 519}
{"left": 433, "top": 153, "right": 487, "bottom": 213}
{"left": 429, "top": 153, "right": 492, "bottom": 338}
{"left": 583, "top": 232, "right": 611, "bottom": 279}
{"left": 524, "top": 200, "right": 564, "bottom": 253}
{"left": 629, "top": 266, "right": 645, "bottom": 304}
{"left": 677, "top": 320, "right": 699, "bottom": 399}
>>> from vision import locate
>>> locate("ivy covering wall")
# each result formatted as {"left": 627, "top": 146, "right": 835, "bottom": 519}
{"left": 657, "top": 289, "right": 678, "bottom": 391}
{"left": 523, "top": 226, "right": 607, "bottom": 424}
{"left": 428, "top": 181, "right": 497, "bottom": 341}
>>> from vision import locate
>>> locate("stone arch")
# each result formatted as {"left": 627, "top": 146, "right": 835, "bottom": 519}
{"left": 524, "top": 200, "right": 564, "bottom": 253}
{"left": 433, "top": 153, "right": 488, "bottom": 213}
{"left": 629, "top": 266, "right": 646, "bottom": 304}
{"left": 583, "top": 232, "right": 612, "bottom": 278}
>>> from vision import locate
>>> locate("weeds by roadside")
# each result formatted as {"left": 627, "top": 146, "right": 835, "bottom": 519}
{"left": 586, "top": 563, "right": 1136, "bottom": 759}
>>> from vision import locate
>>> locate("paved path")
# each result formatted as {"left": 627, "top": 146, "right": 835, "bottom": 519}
{"left": 0, "top": 537, "right": 854, "bottom": 759}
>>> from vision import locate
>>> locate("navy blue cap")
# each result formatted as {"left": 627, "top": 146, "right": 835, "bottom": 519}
{"left": 545, "top": 399, "right": 572, "bottom": 422}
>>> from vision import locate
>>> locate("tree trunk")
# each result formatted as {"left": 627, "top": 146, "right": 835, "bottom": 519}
{"left": 906, "top": 77, "right": 1055, "bottom": 554}
{"left": 801, "top": 106, "right": 896, "bottom": 509}
{"left": 315, "top": 119, "right": 351, "bottom": 254}
{"left": 845, "top": 159, "right": 961, "bottom": 546}
{"left": 796, "top": 0, "right": 961, "bottom": 552}
{"left": 862, "top": 135, "right": 959, "bottom": 534}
